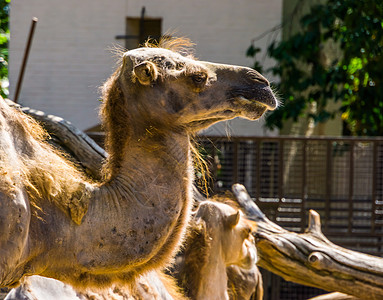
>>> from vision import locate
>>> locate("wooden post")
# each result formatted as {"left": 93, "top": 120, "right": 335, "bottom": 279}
{"left": 14, "top": 17, "right": 38, "bottom": 103}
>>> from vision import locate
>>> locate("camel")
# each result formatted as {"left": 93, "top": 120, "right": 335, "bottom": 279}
{"left": 178, "top": 191, "right": 264, "bottom": 300}
{"left": 174, "top": 200, "right": 259, "bottom": 300}
{"left": 0, "top": 37, "right": 277, "bottom": 290}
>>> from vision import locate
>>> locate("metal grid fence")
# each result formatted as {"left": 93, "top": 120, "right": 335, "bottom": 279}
{"left": 198, "top": 135, "right": 383, "bottom": 300}
{"left": 198, "top": 136, "right": 383, "bottom": 256}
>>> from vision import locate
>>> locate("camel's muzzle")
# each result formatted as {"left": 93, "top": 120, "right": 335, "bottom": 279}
{"left": 229, "top": 84, "right": 278, "bottom": 111}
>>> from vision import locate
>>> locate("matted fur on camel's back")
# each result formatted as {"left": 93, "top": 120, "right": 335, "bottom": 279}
{"left": 0, "top": 98, "right": 89, "bottom": 224}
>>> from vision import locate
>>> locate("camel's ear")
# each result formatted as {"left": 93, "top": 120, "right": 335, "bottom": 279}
{"left": 225, "top": 211, "right": 240, "bottom": 228}
{"left": 133, "top": 61, "right": 158, "bottom": 85}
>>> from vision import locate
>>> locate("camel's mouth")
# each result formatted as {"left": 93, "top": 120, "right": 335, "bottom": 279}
{"left": 235, "top": 96, "right": 275, "bottom": 110}
{"left": 229, "top": 96, "right": 274, "bottom": 121}
{"left": 188, "top": 117, "right": 228, "bottom": 129}
{"left": 233, "top": 99, "right": 269, "bottom": 121}
{"left": 186, "top": 85, "right": 277, "bottom": 129}
{"left": 230, "top": 85, "right": 278, "bottom": 111}
{"left": 187, "top": 96, "right": 276, "bottom": 129}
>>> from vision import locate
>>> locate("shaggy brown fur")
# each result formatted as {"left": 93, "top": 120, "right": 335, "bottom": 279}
{"left": 144, "top": 36, "right": 196, "bottom": 57}
{"left": 0, "top": 99, "right": 89, "bottom": 224}
{"left": 176, "top": 217, "right": 211, "bottom": 298}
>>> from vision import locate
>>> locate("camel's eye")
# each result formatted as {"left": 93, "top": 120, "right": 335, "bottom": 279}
{"left": 191, "top": 73, "right": 207, "bottom": 84}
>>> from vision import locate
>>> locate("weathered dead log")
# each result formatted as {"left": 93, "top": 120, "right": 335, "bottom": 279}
{"left": 232, "top": 183, "right": 383, "bottom": 300}
{"left": 5, "top": 99, "right": 106, "bottom": 180}
{"left": 308, "top": 292, "right": 359, "bottom": 300}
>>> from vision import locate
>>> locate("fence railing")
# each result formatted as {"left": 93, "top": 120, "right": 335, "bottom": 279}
{"left": 198, "top": 136, "right": 383, "bottom": 256}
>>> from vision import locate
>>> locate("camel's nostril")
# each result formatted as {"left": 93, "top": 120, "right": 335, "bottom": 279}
{"left": 256, "top": 75, "right": 269, "bottom": 86}
{"left": 262, "top": 77, "right": 270, "bottom": 86}
{"left": 247, "top": 70, "right": 270, "bottom": 86}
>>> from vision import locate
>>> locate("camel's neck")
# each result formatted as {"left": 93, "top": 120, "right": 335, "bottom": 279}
{"left": 111, "top": 131, "right": 192, "bottom": 202}
{"left": 61, "top": 130, "right": 195, "bottom": 283}
{"left": 196, "top": 246, "right": 229, "bottom": 300}
{"left": 26, "top": 129, "right": 195, "bottom": 288}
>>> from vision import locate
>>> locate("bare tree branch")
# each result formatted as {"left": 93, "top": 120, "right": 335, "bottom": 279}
{"left": 232, "top": 183, "right": 383, "bottom": 300}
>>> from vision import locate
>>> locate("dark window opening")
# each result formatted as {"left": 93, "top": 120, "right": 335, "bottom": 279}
{"left": 125, "top": 17, "right": 162, "bottom": 50}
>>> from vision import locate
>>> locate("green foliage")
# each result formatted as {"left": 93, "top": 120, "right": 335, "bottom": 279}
{"left": 248, "top": 0, "right": 383, "bottom": 136}
{"left": 0, "top": 0, "right": 9, "bottom": 98}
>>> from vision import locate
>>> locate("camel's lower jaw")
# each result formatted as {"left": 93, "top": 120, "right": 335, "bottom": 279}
{"left": 229, "top": 99, "right": 268, "bottom": 121}
{"left": 187, "top": 105, "right": 267, "bottom": 130}
{"left": 188, "top": 117, "right": 229, "bottom": 131}
{"left": 236, "top": 95, "right": 276, "bottom": 108}
{"left": 241, "top": 104, "right": 269, "bottom": 121}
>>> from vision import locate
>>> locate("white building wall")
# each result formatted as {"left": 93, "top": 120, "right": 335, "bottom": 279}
{"left": 9, "top": 0, "right": 281, "bottom": 133}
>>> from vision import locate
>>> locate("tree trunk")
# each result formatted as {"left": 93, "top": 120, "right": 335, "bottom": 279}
{"left": 308, "top": 292, "right": 359, "bottom": 300}
{"left": 231, "top": 183, "right": 383, "bottom": 300}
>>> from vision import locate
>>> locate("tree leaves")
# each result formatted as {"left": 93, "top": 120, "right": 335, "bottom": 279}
{"left": 0, "top": 0, "right": 9, "bottom": 98}
{"left": 248, "top": 0, "right": 383, "bottom": 136}
{"left": 246, "top": 45, "right": 261, "bottom": 58}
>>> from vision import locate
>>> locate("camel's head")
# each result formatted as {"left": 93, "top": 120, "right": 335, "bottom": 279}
{"left": 110, "top": 40, "right": 277, "bottom": 133}
{"left": 195, "top": 201, "right": 258, "bottom": 269}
